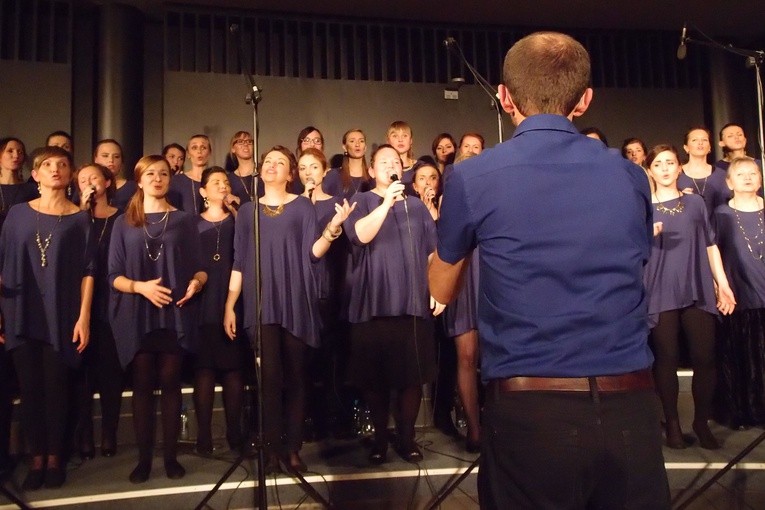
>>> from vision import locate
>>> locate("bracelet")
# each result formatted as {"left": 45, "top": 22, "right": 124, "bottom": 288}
{"left": 323, "top": 224, "right": 342, "bottom": 241}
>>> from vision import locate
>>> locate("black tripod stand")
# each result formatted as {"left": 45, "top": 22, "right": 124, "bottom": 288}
{"left": 426, "top": 455, "right": 479, "bottom": 510}
{"left": 195, "top": 24, "right": 330, "bottom": 510}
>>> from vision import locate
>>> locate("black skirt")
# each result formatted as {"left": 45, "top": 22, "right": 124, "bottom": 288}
{"left": 195, "top": 324, "right": 245, "bottom": 371}
{"left": 713, "top": 309, "right": 765, "bottom": 428}
{"left": 348, "top": 316, "right": 436, "bottom": 391}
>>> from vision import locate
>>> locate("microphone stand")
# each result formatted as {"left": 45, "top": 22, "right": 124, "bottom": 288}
{"left": 445, "top": 38, "right": 504, "bottom": 144}
{"left": 195, "top": 25, "right": 330, "bottom": 510}
{"left": 680, "top": 28, "right": 765, "bottom": 184}
{"left": 673, "top": 29, "right": 764, "bottom": 509}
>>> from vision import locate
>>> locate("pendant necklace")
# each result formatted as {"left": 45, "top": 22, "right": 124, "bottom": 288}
{"left": 212, "top": 218, "right": 224, "bottom": 262}
{"left": 262, "top": 198, "right": 285, "bottom": 217}
{"left": 143, "top": 210, "right": 170, "bottom": 261}
{"left": 236, "top": 170, "right": 256, "bottom": 202}
{"left": 35, "top": 207, "right": 64, "bottom": 267}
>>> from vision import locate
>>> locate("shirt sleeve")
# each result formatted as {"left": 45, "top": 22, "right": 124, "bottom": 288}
{"left": 107, "top": 216, "right": 127, "bottom": 287}
{"left": 437, "top": 170, "right": 476, "bottom": 263}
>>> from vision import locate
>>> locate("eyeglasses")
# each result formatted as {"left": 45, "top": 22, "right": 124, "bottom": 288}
{"left": 234, "top": 139, "right": 254, "bottom": 146}
{"left": 302, "top": 137, "right": 322, "bottom": 145}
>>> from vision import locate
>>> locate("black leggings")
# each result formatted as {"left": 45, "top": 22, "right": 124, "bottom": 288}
{"left": 259, "top": 325, "right": 307, "bottom": 454}
{"left": 11, "top": 340, "right": 70, "bottom": 456}
{"left": 130, "top": 343, "right": 183, "bottom": 463}
{"left": 650, "top": 307, "right": 716, "bottom": 423}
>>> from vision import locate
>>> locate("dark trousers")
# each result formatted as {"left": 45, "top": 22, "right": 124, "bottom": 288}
{"left": 478, "top": 387, "right": 670, "bottom": 510}
{"left": 0, "top": 344, "right": 16, "bottom": 462}
{"left": 260, "top": 325, "right": 308, "bottom": 454}
{"left": 11, "top": 340, "right": 70, "bottom": 456}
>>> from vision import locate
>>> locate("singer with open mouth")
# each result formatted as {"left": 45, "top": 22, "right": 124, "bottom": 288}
{"left": 344, "top": 143, "right": 445, "bottom": 465}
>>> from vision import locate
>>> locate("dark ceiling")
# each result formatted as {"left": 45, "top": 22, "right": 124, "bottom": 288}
{"left": 142, "top": 0, "right": 765, "bottom": 42}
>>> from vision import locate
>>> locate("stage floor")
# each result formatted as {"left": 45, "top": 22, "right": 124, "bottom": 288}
{"left": 2, "top": 387, "right": 765, "bottom": 509}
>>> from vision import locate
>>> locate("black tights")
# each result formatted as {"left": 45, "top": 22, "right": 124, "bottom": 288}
{"left": 260, "top": 325, "right": 307, "bottom": 454}
{"left": 650, "top": 307, "right": 716, "bottom": 424}
{"left": 131, "top": 350, "right": 182, "bottom": 463}
{"left": 193, "top": 368, "right": 243, "bottom": 450}
{"left": 365, "top": 385, "right": 422, "bottom": 448}
{"left": 12, "top": 341, "right": 69, "bottom": 456}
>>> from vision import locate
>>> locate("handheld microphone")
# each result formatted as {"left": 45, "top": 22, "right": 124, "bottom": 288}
{"left": 676, "top": 23, "right": 687, "bottom": 60}
{"left": 306, "top": 178, "right": 315, "bottom": 199}
{"left": 229, "top": 24, "right": 239, "bottom": 34}
{"left": 87, "top": 185, "right": 96, "bottom": 209}
{"left": 225, "top": 195, "right": 240, "bottom": 211}
{"left": 390, "top": 173, "right": 399, "bottom": 181}
{"left": 443, "top": 37, "right": 456, "bottom": 49}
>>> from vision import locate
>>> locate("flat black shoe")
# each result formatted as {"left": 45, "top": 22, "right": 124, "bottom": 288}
{"left": 129, "top": 461, "right": 152, "bottom": 484}
{"left": 22, "top": 469, "right": 45, "bottom": 491}
{"left": 368, "top": 445, "right": 388, "bottom": 465}
{"left": 164, "top": 459, "right": 186, "bottom": 479}
{"left": 80, "top": 449, "right": 95, "bottom": 460}
{"left": 396, "top": 442, "right": 423, "bottom": 463}
{"left": 44, "top": 466, "right": 66, "bottom": 488}
{"left": 101, "top": 447, "right": 116, "bottom": 458}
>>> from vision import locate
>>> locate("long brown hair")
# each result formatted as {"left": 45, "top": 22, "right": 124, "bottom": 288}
{"left": 340, "top": 129, "right": 368, "bottom": 191}
{"left": 125, "top": 155, "right": 169, "bottom": 227}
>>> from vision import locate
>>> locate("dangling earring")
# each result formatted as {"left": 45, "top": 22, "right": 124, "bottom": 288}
{"left": 37, "top": 182, "right": 41, "bottom": 193}
{"left": 203, "top": 196, "right": 209, "bottom": 209}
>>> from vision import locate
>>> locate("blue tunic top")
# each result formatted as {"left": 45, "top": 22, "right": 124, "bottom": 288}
{"left": 233, "top": 197, "right": 321, "bottom": 347}
{"left": 0, "top": 204, "right": 94, "bottom": 368}
{"left": 0, "top": 182, "right": 37, "bottom": 232}
{"left": 108, "top": 210, "right": 204, "bottom": 368}
{"left": 714, "top": 205, "right": 765, "bottom": 310}
{"left": 437, "top": 114, "right": 654, "bottom": 379}
{"left": 643, "top": 193, "right": 718, "bottom": 326}
{"left": 344, "top": 191, "right": 436, "bottom": 323}
{"left": 197, "top": 215, "right": 235, "bottom": 325}
{"left": 443, "top": 249, "right": 479, "bottom": 337}
{"left": 168, "top": 173, "right": 204, "bottom": 215}
{"left": 677, "top": 168, "right": 729, "bottom": 219}
{"left": 322, "top": 168, "right": 371, "bottom": 201}
{"left": 112, "top": 181, "right": 138, "bottom": 211}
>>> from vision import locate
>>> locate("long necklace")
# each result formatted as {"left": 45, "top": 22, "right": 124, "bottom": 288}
{"left": 93, "top": 214, "right": 111, "bottom": 245}
{"left": 690, "top": 175, "right": 708, "bottom": 196}
{"left": 190, "top": 178, "right": 198, "bottom": 215}
{"left": 261, "top": 199, "right": 285, "bottom": 217}
{"left": 236, "top": 170, "right": 256, "bottom": 202}
{"left": 143, "top": 210, "right": 170, "bottom": 261}
{"left": 732, "top": 198, "right": 765, "bottom": 260}
{"left": 654, "top": 192, "right": 684, "bottom": 216}
{"left": 35, "top": 208, "right": 64, "bottom": 267}
{"left": 211, "top": 218, "right": 224, "bottom": 261}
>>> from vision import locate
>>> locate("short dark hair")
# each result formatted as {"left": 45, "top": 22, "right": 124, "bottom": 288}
{"left": 33, "top": 145, "right": 73, "bottom": 171}
{"left": 93, "top": 138, "right": 123, "bottom": 159}
{"left": 719, "top": 122, "right": 743, "bottom": 141}
{"left": 162, "top": 143, "right": 185, "bottom": 157}
{"left": 645, "top": 144, "right": 680, "bottom": 168}
{"left": 621, "top": 137, "right": 647, "bottom": 158}
{"left": 503, "top": 32, "right": 590, "bottom": 117}
{"left": 580, "top": 127, "right": 608, "bottom": 147}
{"left": 46, "top": 131, "right": 72, "bottom": 145}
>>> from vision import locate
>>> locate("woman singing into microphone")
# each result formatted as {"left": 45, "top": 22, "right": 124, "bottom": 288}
{"left": 345, "top": 144, "right": 444, "bottom": 464}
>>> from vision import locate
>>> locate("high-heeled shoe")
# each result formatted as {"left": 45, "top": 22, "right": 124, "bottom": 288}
{"left": 285, "top": 452, "right": 307, "bottom": 473}
{"left": 164, "top": 459, "right": 186, "bottom": 480}
{"left": 693, "top": 421, "right": 721, "bottom": 450}
{"left": 395, "top": 441, "right": 423, "bottom": 463}
{"left": 665, "top": 419, "right": 687, "bottom": 449}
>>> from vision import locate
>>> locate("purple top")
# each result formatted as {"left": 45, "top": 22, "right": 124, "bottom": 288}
{"left": 168, "top": 173, "right": 204, "bottom": 215}
{"left": 228, "top": 172, "right": 263, "bottom": 204}
{"left": 323, "top": 168, "right": 372, "bottom": 201}
{"left": 112, "top": 181, "right": 138, "bottom": 211}
{"left": 312, "top": 195, "right": 346, "bottom": 300}
{"left": 108, "top": 210, "right": 204, "bottom": 368}
{"left": 714, "top": 205, "right": 765, "bottom": 310}
{"left": 0, "top": 204, "right": 94, "bottom": 368}
{"left": 233, "top": 197, "right": 321, "bottom": 347}
{"left": 0, "top": 182, "right": 37, "bottom": 232}
{"left": 444, "top": 249, "right": 479, "bottom": 337}
{"left": 677, "top": 168, "right": 730, "bottom": 218}
{"left": 344, "top": 191, "right": 436, "bottom": 322}
{"left": 643, "top": 193, "right": 717, "bottom": 327}
{"left": 197, "top": 215, "right": 235, "bottom": 325}
{"left": 91, "top": 212, "right": 121, "bottom": 321}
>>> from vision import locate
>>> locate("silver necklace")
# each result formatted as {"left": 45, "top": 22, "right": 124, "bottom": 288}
{"left": 190, "top": 178, "right": 199, "bottom": 215}
{"left": 690, "top": 176, "right": 708, "bottom": 196}
{"left": 143, "top": 210, "right": 170, "bottom": 261}
{"left": 211, "top": 218, "right": 224, "bottom": 262}
{"left": 35, "top": 208, "right": 64, "bottom": 267}
{"left": 235, "top": 170, "right": 256, "bottom": 202}
{"left": 732, "top": 198, "right": 765, "bottom": 260}
{"left": 93, "top": 214, "right": 111, "bottom": 245}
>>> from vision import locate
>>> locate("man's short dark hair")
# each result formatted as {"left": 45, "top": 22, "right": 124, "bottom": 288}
{"left": 503, "top": 32, "right": 590, "bottom": 117}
